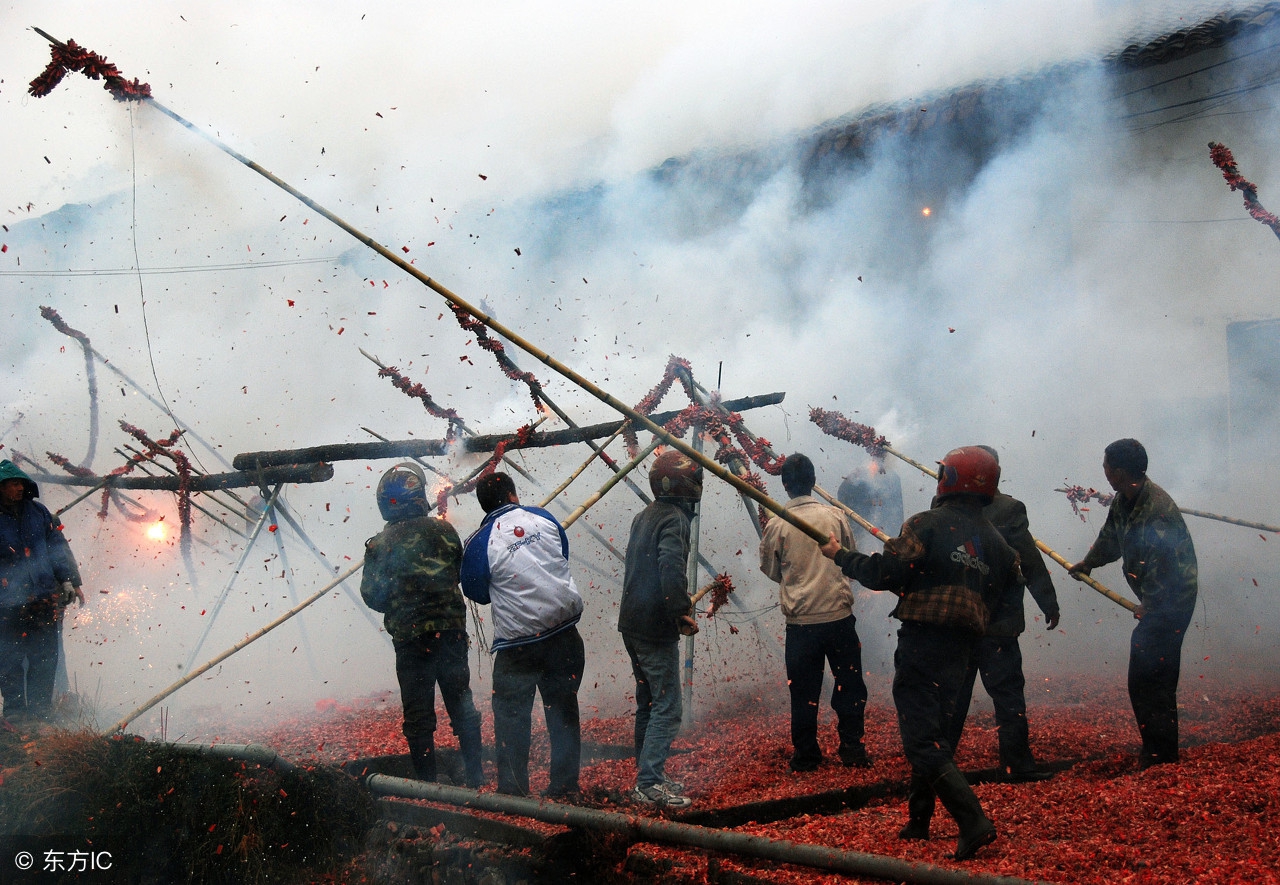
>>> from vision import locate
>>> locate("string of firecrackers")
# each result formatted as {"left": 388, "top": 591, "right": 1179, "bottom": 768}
{"left": 376, "top": 366, "right": 463, "bottom": 442}
{"left": 448, "top": 304, "right": 545, "bottom": 411}
{"left": 28, "top": 38, "right": 152, "bottom": 102}
{"left": 1056, "top": 483, "right": 1114, "bottom": 522}
{"left": 432, "top": 422, "right": 538, "bottom": 517}
{"left": 623, "top": 356, "right": 697, "bottom": 458}
{"left": 119, "top": 422, "right": 193, "bottom": 534}
{"left": 44, "top": 452, "right": 155, "bottom": 523}
{"left": 658, "top": 403, "right": 772, "bottom": 526}
{"left": 39, "top": 306, "right": 89, "bottom": 342}
{"left": 1208, "top": 142, "right": 1280, "bottom": 241}
{"left": 808, "top": 407, "right": 888, "bottom": 457}
{"left": 702, "top": 573, "right": 736, "bottom": 626}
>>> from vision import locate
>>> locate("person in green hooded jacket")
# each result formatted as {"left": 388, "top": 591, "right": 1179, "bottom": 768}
{"left": 0, "top": 460, "right": 83, "bottom": 723}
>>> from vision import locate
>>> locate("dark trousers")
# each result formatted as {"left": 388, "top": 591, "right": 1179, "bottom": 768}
{"left": 0, "top": 608, "right": 60, "bottom": 719}
{"left": 492, "top": 627, "right": 585, "bottom": 796}
{"left": 785, "top": 616, "right": 868, "bottom": 764}
{"left": 893, "top": 622, "right": 974, "bottom": 780}
{"left": 948, "top": 633, "right": 1034, "bottom": 771}
{"left": 393, "top": 628, "right": 483, "bottom": 782}
{"left": 1129, "top": 610, "right": 1192, "bottom": 765}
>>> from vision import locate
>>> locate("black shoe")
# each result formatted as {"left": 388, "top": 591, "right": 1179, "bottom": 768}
{"left": 897, "top": 819, "right": 931, "bottom": 840}
{"left": 954, "top": 823, "right": 997, "bottom": 861}
{"left": 789, "top": 756, "right": 821, "bottom": 773}
{"left": 839, "top": 748, "right": 873, "bottom": 768}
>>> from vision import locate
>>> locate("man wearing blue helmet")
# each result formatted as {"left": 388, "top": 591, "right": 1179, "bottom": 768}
{"left": 361, "top": 462, "right": 484, "bottom": 787}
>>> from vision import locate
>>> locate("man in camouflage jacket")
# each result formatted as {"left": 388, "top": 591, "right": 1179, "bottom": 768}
{"left": 361, "top": 464, "right": 483, "bottom": 786}
{"left": 1070, "top": 439, "right": 1198, "bottom": 768}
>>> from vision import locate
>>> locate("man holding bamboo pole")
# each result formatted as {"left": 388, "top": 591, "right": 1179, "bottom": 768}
{"left": 1068, "top": 439, "right": 1198, "bottom": 770}
{"left": 461, "top": 473, "right": 585, "bottom": 800}
{"left": 619, "top": 450, "right": 701, "bottom": 809}
{"left": 820, "top": 447, "right": 1019, "bottom": 861}
{"left": 759, "top": 454, "right": 872, "bottom": 773}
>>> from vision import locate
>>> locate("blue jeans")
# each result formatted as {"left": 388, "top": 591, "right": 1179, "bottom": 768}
{"left": 623, "top": 634, "right": 682, "bottom": 789}
{"left": 492, "top": 627, "right": 584, "bottom": 796}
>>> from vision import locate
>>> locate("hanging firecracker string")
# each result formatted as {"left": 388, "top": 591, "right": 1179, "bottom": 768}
{"left": 449, "top": 304, "right": 545, "bottom": 410}
{"left": 28, "top": 37, "right": 152, "bottom": 102}
{"left": 119, "top": 422, "right": 193, "bottom": 533}
{"left": 700, "top": 573, "right": 736, "bottom": 619}
{"left": 376, "top": 366, "right": 463, "bottom": 441}
{"left": 808, "top": 407, "right": 888, "bottom": 457}
{"left": 1208, "top": 142, "right": 1280, "bottom": 241}
{"left": 1056, "top": 483, "right": 1114, "bottom": 522}
{"left": 623, "top": 356, "right": 696, "bottom": 457}
{"left": 38, "top": 306, "right": 89, "bottom": 342}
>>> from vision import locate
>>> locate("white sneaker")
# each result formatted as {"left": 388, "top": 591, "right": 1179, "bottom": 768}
{"left": 662, "top": 778, "right": 685, "bottom": 794}
{"left": 630, "top": 783, "right": 692, "bottom": 809}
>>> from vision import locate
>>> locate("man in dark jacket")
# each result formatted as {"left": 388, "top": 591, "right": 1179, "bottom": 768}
{"left": 361, "top": 463, "right": 483, "bottom": 787}
{"left": 619, "top": 450, "right": 701, "bottom": 809}
{"left": 0, "top": 460, "right": 83, "bottom": 723}
{"left": 461, "top": 473, "right": 584, "bottom": 798}
{"left": 1069, "top": 439, "right": 1198, "bottom": 769}
{"left": 947, "top": 446, "right": 1060, "bottom": 782}
{"left": 822, "top": 446, "right": 1021, "bottom": 861}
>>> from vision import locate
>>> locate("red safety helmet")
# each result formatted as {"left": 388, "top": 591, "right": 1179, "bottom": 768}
{"left": 935, "top": 446, "right": 1000, "bottom": 502}
{"left": 649, "top": 449, "right": 703, "bottom": 501}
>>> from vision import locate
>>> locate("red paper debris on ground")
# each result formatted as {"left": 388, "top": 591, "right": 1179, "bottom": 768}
{"left": 210, "top": 674, "right": 1280, "bottom": 883}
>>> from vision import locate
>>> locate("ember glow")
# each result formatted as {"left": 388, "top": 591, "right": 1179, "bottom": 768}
{"left": 145, "top": 520, "right": 166, "bottom": 542}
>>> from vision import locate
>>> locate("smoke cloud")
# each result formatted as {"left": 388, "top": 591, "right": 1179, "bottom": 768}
{"left": 2, "top": 1, "right": 1278, "bottom": 737}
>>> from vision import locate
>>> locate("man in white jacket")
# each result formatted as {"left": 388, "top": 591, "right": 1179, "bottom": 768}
{"left": 760, "top": 454, "right": 872, "bottom": 771}
{"left": 462, "top": 473, "right": 585, "bottom": 798}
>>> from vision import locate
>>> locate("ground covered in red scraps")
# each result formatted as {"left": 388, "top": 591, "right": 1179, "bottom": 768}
{"left": 226, "top": 675, "right": 1280, "bottom": 884}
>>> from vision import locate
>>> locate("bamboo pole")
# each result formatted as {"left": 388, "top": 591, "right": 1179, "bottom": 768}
{"left": 878, "top": 448, "right": 1136, "bottom": 613}
{"left": 108, "top": 559, "right": 364, "bottom": 734}
{"left": 117, "top": 446, "right": 250, "bottom": 539}
{"left": 539, "top": 423, "right": 629, "bottom": 508}
{"left": 1177, "top": 507, "right": 1280, "bottom": 534}
{"left": 812, "top": 486, "right": 891, "bottom": 543}
{"left": 559, "top": 438, "right": 661, "bottom": 529}
{"left": 184, "top": 483, "right": 286, "bottom": 670}
{"left": 27, "top": 47, "right": 828, "bottom": 549}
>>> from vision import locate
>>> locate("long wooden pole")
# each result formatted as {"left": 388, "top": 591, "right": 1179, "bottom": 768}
{"left": 880, "top": 448, "right": 1136, "bottom": 613}
{"left": 539, "top": 423, "right": 629, "bottom": 508}
{"left": 108, "top": 560, "right": 365, "bottom": 734}
{"left": 1176, "top": 507, "right": 1280, "bottom": 534}
{"left": 559, "top": 437, "right": 662, "bottom": 529}
{"left": 30, "top": 36, "right": 826, "bottom": 546}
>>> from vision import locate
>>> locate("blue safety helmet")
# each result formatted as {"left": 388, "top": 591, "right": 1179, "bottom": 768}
{"left": 376, "top": 462, "right": 430, "bottom": 521}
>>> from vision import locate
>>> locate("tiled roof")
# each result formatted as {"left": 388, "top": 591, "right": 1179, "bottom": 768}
{"left": 1110, "top": 2, "right": 1280, "bottom": 68}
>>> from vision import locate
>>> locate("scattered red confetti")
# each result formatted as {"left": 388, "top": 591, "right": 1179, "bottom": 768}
{"left": 287, "top": 299, "right": 295, "bottom": 307}
{"left": 402, "top": 246, "right": 410, "bottom": 253}
{"left": 1, "top": 245, "right": 7, "bottom": 253}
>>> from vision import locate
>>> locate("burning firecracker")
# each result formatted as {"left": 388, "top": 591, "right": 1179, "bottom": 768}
{"left": 625, "top": 356, "right": 697, "bottom": 457}
{"left": 448, "top": 304, "right": 545, "bottom": 411}
{"left": 1208, "top": 141, "right": 1280, "bottom": 241}
{"left": 701, "top": 573, "right": 735, "bottom": 618}
{"left": 1057, "top": 483, "right": 1114, "bottom": 522}
{"left": 809, "top": 407, "right": 888, "bottom": 456}
{"left": 28, "top": 37, "right": 152, "bottom": 102}
{"left": 119, "top": 423, "right": 193, "bottom": 532}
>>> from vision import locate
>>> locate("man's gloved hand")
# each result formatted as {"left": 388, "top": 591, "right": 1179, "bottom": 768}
{"left": 677, "top": 614, "right": 700, "bottom": 636}
{"left": 1045, "top": 611, "right": 1060, "bottom": 631}
{"left": 58, "top": 581, "right": 85, "bottom": 607}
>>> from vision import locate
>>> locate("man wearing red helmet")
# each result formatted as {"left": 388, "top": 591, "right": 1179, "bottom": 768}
{"left": 619, "top": 449, "right": 702, "bottom": 809}
{"left": 821, "top": 446, "right": 1022, "bottom": 861}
